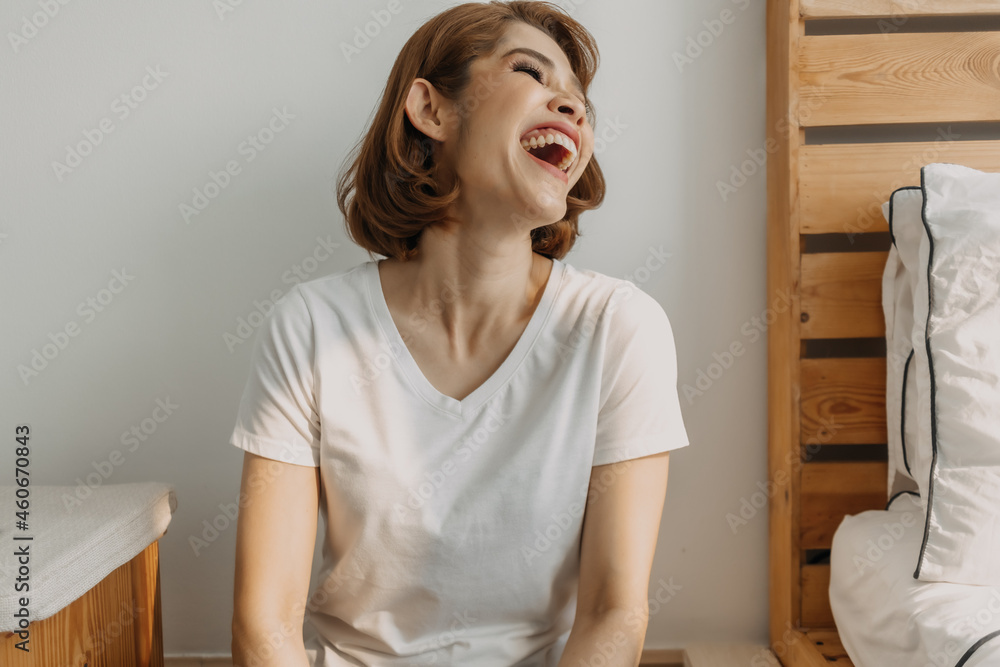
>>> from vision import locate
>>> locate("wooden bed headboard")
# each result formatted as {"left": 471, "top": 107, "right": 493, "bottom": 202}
{"left": 765, "top": 1, "right": 1000, "bottom": 665}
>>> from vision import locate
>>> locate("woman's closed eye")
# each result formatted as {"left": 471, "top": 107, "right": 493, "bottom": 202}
{"left": 513, "top": 59, "right": 589, "bottom": 112}
{"left": 512, "top": 59, "right": 544, "bottom": 83}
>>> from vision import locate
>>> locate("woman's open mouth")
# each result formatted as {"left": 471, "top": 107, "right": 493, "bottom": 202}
{"left": 519, "top": 128, "right": 578, "bottom": 182}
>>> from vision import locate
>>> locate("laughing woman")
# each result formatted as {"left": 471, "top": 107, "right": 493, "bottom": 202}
{"left": 229, "top": 2, "right": 690, "bottom": 666}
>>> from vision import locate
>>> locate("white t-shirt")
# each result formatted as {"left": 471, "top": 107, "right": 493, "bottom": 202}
{"left": 229, "top": 256, "right": 690, "bottom": 667}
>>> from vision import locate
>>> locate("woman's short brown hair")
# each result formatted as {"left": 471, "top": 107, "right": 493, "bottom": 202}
{"left": 336, "top": 1, "right": 605, "bottom": 262}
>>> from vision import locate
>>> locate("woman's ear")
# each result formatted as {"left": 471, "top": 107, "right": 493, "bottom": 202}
{"left": 404, "top": 77, "right": 453, "bottom": 144}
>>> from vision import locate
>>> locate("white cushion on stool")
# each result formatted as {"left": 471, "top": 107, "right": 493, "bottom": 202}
{"left": 0, "top": 482, "right": 177, "bottom": 631}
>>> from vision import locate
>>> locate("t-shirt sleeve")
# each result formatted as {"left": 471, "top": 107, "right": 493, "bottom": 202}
{"left": 592, "top": 284, "right": 690, "bottom": 467}
{"left": 229, "top": 285, "right": 321, "bottom": 467}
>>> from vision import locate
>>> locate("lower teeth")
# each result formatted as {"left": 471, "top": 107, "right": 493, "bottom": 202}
{"left": 525, "top": 149, "right": 572, "bottom": 172}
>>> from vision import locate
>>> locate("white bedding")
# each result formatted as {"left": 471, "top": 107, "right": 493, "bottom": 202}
{"left": 829, "top": 492, "right": 1000, "bottom": 667}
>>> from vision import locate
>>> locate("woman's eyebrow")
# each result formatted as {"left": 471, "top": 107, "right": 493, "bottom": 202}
{"left": 501, "top": 46, "right": 586, "bottom": 100}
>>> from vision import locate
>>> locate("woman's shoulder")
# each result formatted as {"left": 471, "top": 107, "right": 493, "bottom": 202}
{"left": 557, "top": 259, "right": 665, "bottom": 325}
{"left": 281, "top": 259, "right": 373, "bottom": 311}
{"left": 291, "top": 258, "right": 371, "bottom": 297}
{"left": 259, "top": 259, "right": 375, "bottom": 340}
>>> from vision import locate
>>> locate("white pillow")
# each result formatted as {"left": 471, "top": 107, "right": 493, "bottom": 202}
{"left": 911, "top": 162, "right": 1000, "bottom": 586}
{"left": 881, "top": 188, "right": 926, "bottom": 504}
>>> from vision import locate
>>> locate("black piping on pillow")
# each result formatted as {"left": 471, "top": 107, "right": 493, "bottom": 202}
{"left": 913, "top": 166, "right": 940, "bottom": 581}
{"left": 955, "top": 630, "right": 1000, "bottom": 667}
{"left": 884, "top": 489, "right": 918, "bottom": 512}
{"left": 900, "top": 348, "right": 914, "bottom": 478}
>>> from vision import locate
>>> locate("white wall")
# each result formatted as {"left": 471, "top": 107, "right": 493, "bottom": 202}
{"left": 0, "top": 0, "right": 768, "bottom": 654}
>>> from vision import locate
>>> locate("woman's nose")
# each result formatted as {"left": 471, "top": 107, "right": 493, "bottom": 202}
{"left": 553, "top": 94, "right": 586, "bottom": 125}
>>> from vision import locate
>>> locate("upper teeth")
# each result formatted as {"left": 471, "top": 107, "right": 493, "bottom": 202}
{"left": 520, "top": 128, "right": 578, "bottom": 172}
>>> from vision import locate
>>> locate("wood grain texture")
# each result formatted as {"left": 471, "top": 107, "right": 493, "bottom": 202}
{"left": 800, "top": 252, "right": 887, "bottom": 339}
{"left": 800, "top": 358, "right": 887, "bottom": 445}
{"left": 766, "top": 0, "right": 804, "bottom": 655}
{"left": 781, "top": 629, "right": 833, "bottom": 667}
{"left": 800, "top": 462, "right": 888, "bottom": 549}
{"left": 132, "top": 539, "right": 164, "bottom": 667}
{"left": 756, "top": 1, "right": 1000, "bottom": 664}
{"left": 804, "top": 630, "right": 854, "bottom": 665}
{"left": 800, "top": 565, "right": 833, "bottom": 627}
{"left": 800, "top": 141, "right": 1000, "bottom": 234}
{"left": 798, "top": 32, "right": 1000, "bottom": 126}
{"left": 0, "top": 541, "right": 164, "bottom": 667}
{"left": 801, "top": 0, "right": 1000, "bottom": 18}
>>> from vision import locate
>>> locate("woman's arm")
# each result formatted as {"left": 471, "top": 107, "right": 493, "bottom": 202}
{"left": 558, "top": 451, "right": 672, "bottom": 667}
{"left": 232, "top": 451, "right": 320, "bottom": 667}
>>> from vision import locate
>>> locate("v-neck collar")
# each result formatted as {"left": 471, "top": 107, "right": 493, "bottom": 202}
{"left": 366, "top": 257, "right": 564, "bottom": 418}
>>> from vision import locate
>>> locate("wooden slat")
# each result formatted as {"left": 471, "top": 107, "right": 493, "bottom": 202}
{"left": 804, "top": 630, "right": 854, "bottom": 666}
{"left": 800, "top": 252, "right": 886, "bottom": 339}
{"left": 801, "top": 565, "right": 834, "bottom": 627}
{"left": 766, "top": 0, "right": 803, "bottom": 649}
{"left": 799, "top": 32, "right": 1000, "bottom": 126}
{"left": 132, "top": 540, "right": 164, "bottom": 667}
{"left": 800, "top": 358, "right": 887, "bottom": 445}
{"left": 800, "top": 461, "right": 888, "bottom": 549}
{"left": 783, "top": 629, "right": 833, "bottom": 667}
{"left": 801, "top": 0, "right": 1000, "bottom": 18}
{"left": 800, "top": 141, "right": 1000, "bottom": 234}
